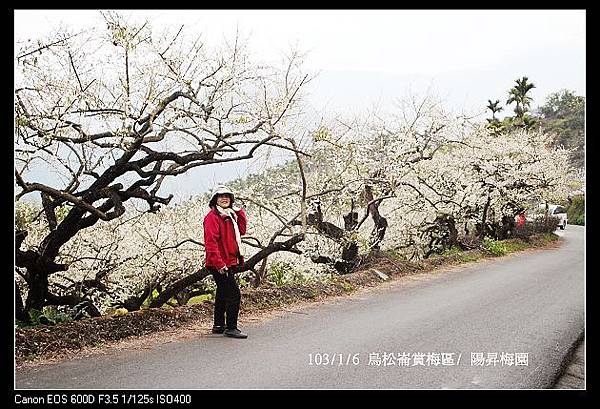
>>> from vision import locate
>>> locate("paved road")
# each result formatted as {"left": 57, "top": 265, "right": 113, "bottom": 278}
{"left": 16, "top": 226, "right": 585, "bottom": 389}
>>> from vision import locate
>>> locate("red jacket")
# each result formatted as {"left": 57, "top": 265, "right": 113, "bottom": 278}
{"left": 203, "top": 207, "right": 247, "bottom": 269}
{"left": 516, "top": 213, "right": 526, "bottom": 227}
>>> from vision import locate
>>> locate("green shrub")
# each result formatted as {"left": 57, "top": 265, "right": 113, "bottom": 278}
{"left": 16, "top": 306, "right": 73, "bottom": 328}
{"left": 42, "top": 306, "right": 73, "bottom": 324}
{"left": 267, "top": 261, "right": 294, "bottom": 287}
{"left": 572, "top": 214, "right": 585, "bottom": 225}
{"left": 27, "top": 309, "right": 45, "bottom": 326}
{"left": 441, "top": 246, "right": 462, "bottom": 257}
{"left": 482, "top": 237, "right": 507, "bottom": 256}
{"left": 567, "top": 195, "right": 585, "bottom": 225}
{"left": 533, "top": 232, "right": 559, "bottom": 245}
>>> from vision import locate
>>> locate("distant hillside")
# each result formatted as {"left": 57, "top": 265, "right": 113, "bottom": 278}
{"left": 536, "top": 89, "right": 585, "bottom": 170}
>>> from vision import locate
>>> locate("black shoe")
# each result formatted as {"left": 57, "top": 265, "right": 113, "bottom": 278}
{"left": 224, "top": 328, "right": 248, "bottom": 339}
{"left": 212, "top": 325, "right": 225, "bottom": 334}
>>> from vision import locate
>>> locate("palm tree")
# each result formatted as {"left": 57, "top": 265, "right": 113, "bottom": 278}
{"left": 486, "top": 99, "right": 505, "bottom": 135}
{"left": 506, "top": 76, "right": 536, "bottom": 123}
{"left": 486, "top": 99, "right": 503, "bottom": 120}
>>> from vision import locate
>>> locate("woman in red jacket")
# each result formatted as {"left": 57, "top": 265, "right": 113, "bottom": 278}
{"left": 204, "top": 184, "right": 248, "bottom": 338}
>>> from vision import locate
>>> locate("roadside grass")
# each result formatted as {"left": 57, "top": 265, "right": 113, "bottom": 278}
{"left": 187, "top": 294, "right": 213, "bottom": 305}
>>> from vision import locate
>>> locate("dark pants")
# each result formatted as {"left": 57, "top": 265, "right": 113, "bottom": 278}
{"left": 211, "top": 267, "right": 241, "bottom": 330}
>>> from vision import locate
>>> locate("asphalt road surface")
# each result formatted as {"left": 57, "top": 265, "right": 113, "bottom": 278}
{"left": 15, "top": 226, "right": 585, "bottom": 389}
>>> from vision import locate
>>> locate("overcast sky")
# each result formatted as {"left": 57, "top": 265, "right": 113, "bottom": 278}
{"left": 14, "top": 9, "right": 586, "bottom": 203}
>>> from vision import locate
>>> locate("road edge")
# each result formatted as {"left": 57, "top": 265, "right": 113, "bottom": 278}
{"left": 550, "top": 331, "right": 585, "bottom": 389}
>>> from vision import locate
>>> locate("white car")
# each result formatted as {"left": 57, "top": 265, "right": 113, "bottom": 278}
{"left": 550, "top": 205, "right": 568, "bottom": 230}
{"left": 527, "top": 204, "right": 568, "bottom": 230}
